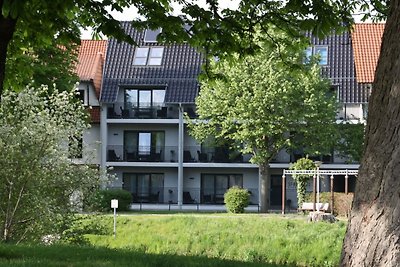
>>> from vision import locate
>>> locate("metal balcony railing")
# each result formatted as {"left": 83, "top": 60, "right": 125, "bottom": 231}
{"left": 183, "top": 146, "right": 252, "bottom": 163}
{"left": 116, "top": 186, "right": 259, "bottom": 204}
{"left": 107, "top": 102, "right": 179, "bottom": 119}
{"left": 107, "top": 145, "right": 178, "bottom": 162}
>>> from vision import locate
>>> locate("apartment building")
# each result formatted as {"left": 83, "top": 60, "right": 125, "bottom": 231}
{"left": 73, "top": 40, "right": 107, "bottom": 165}
{"left": 96, "top": 22, "right": 376, "bottom": 209}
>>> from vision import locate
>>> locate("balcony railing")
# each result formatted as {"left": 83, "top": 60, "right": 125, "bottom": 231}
{"left": 107, "top": 102, "right": 179, "bottom": 119}
{"left": 107, "top": 145, "right": 255, "bottom": 163}
{"left": 107, "top": 145, "right": 178, "bottom": 162}
{"left": 116, "top": 186, "right": 259, "bottom": 204}
{"left": 336, "top": 103, "right": 368, "bottom": 121}
{"left": 183, "top": 146, "right": 252, "bottom": 163}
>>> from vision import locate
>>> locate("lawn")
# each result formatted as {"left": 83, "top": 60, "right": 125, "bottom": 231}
{"left": 0, "top": 213, "right": 346, "bottom": 267}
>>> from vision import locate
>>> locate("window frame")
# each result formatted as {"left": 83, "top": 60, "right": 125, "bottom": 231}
{"left": 133, "top": 46, "right": 164, "bottom": 66}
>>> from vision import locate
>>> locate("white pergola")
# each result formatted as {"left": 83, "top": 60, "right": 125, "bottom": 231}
{"left": 281, "top": 169, "right": 359, "bottom": 214}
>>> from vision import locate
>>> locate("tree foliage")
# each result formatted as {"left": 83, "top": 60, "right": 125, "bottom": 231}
{"left": 335, "top": 123, "right": 365, "bottom": 163}
{"left": 190, "top": 31, "right": 337, "bottom": 165}
{"left": 0, "top": 86, "right": 104, "bottom": 243}
{"left": 290, "top": 157, "right": 316, "bottom": 208}
{"left": 189, "top": 30, "right": 337, "bottom": 212}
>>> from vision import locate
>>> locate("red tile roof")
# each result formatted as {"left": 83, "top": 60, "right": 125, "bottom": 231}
{"left": 76, "top": 40, "right": 107, "bottom": 98}
{"left": 351, "top": 23, "right": 385, "bottom": 83}
{"left": 87, "top": 107, "right": 100, "bottom": 124}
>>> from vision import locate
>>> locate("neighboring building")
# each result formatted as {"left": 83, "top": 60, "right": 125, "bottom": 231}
{"left": 98, "top": 23, "right": 376, "bottom": 209}
{"left": 73, "top": 40, "right": 107, "bottom": 165}
{"left": 351, "top": 23, "right": 384, "bottom": 89}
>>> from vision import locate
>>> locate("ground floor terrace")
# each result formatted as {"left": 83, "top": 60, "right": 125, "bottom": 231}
{"left": 108, "top": 164, "right": 358, "bottom": 210}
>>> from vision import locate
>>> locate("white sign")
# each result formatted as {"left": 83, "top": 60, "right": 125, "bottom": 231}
{"left": 111, "top": 199, "right": 118, "bottom": 209}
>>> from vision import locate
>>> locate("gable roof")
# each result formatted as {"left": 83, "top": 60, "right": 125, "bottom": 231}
{"left": 307, "top": 31, "right": 370, "bottom": 103}
{"left": 76, "top": 40, "right": 108, "bottom": 98}
{"left": 351, "top": 23, "right": 385, "bottom": 84}
{"left": 101, "top": 22, "right": 203, "bottom": 104}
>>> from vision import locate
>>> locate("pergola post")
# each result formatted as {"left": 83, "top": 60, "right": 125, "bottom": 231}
{"left": 313, "top": 174, "right": 316, "bottom": 211}
{"left": 282, "top": 174, "right": 286, "bottom": 215}
{"left": 345, "top": 171, "right": 349, "bottom": 195}
{"left": 330, "top": 175, "right": 334, "bottom": 215}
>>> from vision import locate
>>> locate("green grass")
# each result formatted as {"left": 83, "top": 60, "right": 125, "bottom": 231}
{"left": 0, "top": 213, "right": 346, "bottom": 266}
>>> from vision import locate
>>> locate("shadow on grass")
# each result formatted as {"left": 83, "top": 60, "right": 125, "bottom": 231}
{"left": 0, "top": 243, "right": 295, "bottom": 267}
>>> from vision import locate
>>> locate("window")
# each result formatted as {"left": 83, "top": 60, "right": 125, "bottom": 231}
{"left": 305, "top": 46, "right": 328, "bottom": 65}
{"left": 201, "top": 174, "right": 243, "bottom": 203}
{"left": 133, "top": 47, "right": 149, "bottom": 65}
{"left": 144, "top": 29, "right": 161, "bottom": 43}
{"left": 69, "top": 136, "right": 83, "bottom": 159}
{"left": 124, "top": 131, "right": 165, "bottom": 161}
{"left": 75, "top": 88, "right": 87, "bottom": 106}
{"left": 314, "top": 46, "right": 328, "bottom": 65}
{"left": 123, "top": 173, "right": 164, "bottom": 203}
{"left": 133, "top": 47, "right": 164, "bottom": 66}
{"left": 125, "top": 89, "right": 166, "bottom": 107}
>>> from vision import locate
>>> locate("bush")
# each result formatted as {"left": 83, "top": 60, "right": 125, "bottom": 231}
{"left": 85, "top": 189, "right": 132, "bottom": 212}
{"left": 224, "top": 186, "right": 250, "bottom": 213}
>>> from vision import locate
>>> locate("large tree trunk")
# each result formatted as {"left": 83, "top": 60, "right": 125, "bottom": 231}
{"left": 259, "top": 162, "right": 271, "bottom": 213}
{"left": 0, "top": 2, "right": 17, "bottom": 96}
{"left": 340, "top": 1, "right": 400, "bottom": 266}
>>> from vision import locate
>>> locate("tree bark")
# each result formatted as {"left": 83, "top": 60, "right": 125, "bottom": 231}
{"left": 259, "top": 161, "right": 271, "bottom": 213}
{"left": 0, "top": 2, "right": 17, "bottom": 96}
{"left": 340, "top": 1, "right": 400, "bottom": 266}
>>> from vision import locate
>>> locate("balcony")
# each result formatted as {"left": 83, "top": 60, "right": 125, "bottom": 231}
{"left": 107, "top": 102, "right": 179, "bottom": 119}
{"left": 107, "top": 145, "right": 178, "bottom": 162}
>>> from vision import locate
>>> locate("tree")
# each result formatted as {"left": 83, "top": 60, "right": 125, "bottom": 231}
{"left": 340, "top": 2, "right": 400, "bottom": 265}
{"left": 4, "top": 32, "right": 79, "bottom": 92}
{"left": 0, "top": 0, "right": 175, "bottom": 94}
{"left": 189, "top": 32, "right": 337, "bottom": 212}
{"left": 0, "top": 86, "right": 103, "bottom": 242}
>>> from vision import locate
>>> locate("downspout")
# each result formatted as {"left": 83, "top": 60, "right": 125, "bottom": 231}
{"left": 178, "top": 103, "right": 184, "bottom": 207}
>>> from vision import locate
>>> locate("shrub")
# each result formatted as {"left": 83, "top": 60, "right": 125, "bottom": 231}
{"left": 224, "top": 186, "right": 250, "bottom": 213}
{"left": 85, "top": 189, "right": 132, "bottom": 212}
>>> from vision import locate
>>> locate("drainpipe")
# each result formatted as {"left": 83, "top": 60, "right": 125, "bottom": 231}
{"left": 100, "top": 102, "right": 108, "bottom": 189}
{"left": 178, "top": 103, "right": 184, "bottom": 207}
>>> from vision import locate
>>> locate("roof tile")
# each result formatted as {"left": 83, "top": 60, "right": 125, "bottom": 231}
{"left": 351, "top": 23, "right": 385, "bottom": 83}
{"left": 76, "top": 40, "right": 108, "bottom": 98}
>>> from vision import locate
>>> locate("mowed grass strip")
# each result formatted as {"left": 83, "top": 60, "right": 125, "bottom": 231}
{"left": 85, "top": 214, "right": 346, "bottom": 266}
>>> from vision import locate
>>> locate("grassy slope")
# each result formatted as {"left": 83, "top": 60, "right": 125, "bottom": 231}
{"left": 87, "top": 214, "right": 345, "bottom": 266}
{"left": 0, "top": 214, "right": 346, "bottom": 267}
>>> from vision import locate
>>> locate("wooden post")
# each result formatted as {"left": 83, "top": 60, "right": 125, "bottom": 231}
{"left": 282, "top": 175, "right": 286, "bottom": 215}
{"left": 330, "top": 175, "right": 334, "bottom": 215}
{"left": 313, "top": 174, "right": 316, "bottom": 211}
{"left": 345, "top": 173, "right": 349, "bottom": 195}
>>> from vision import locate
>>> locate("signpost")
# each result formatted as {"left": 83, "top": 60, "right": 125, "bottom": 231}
{"left": 111, "top": 199, "right": 118, "bottom": 238}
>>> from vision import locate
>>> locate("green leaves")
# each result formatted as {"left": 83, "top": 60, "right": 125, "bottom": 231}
{"left": 190, "top": 29, "right": 336, "bottom": 165}
{"left": 0, "top": 86, "right": 104, "bottom": 242}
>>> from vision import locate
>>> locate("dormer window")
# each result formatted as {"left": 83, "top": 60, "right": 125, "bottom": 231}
{"left": 144, "top": 29, "right": 161, "bottom": 43}
{"left": 133, "top": 47, "right": 164, "bottom": 66}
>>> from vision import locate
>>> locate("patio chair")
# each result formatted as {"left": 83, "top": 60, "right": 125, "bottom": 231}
{"left": 108, "top": 149, "right": 120, "bottom": 161}
{"left": 183, "top": 191, "right": 196, "bottom": 204}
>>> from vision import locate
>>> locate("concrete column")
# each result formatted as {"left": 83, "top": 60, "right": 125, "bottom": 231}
{"left": 330, "top": 175, "right": 334, "bottom": 215}
{"left": 177, "top": 104, "right": 184, "bottom": 207}
{"left": 100, "top": 103, "right": 108, "bottom": 189}
{"left": 282, "top": 175, "right": 286, "bottom": 215}
{"left": 313, "top": 174, "right": 316, "bottom": 211}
